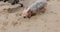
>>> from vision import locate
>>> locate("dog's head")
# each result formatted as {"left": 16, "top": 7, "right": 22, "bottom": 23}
{"left": 22, "top": 8, "right": 32, "bottom": 18}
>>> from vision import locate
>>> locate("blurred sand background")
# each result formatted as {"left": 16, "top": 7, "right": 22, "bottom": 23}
{"left": 0, "top": 0, "right": 60, "bottom": 32}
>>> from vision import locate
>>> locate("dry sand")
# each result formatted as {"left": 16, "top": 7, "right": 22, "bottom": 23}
{"left": 0, "top": 0, "right": 60, "bottom": 32}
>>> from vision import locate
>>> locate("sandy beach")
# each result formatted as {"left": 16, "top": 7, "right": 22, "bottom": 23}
{"left": 0, "top": 0, "right": 60, "bottom": 32}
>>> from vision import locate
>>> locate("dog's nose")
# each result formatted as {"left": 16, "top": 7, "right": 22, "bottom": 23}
{"left": 23, "top": 16, "right": 26, "bottom": 18}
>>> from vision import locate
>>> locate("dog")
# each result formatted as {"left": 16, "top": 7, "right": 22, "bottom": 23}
{"left": 22, "top": 0, "right": 47, "bottom": 18}
{"left": 3, "top": 0, "right": 8, "bottom": 2}
{"left": 0, "top": 0, "right": 3, "bottom": 1}
{"left": 2, "top": 0, "right": 23, "bottom": 7}
{"left": 8, "top": 0, "right": 23, "bottom": 7}
{"left": 8, "top": 0, "right": 19, "bottom": 5}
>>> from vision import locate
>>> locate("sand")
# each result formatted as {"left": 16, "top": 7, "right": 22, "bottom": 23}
{"left": 0, "top": 0, "right": 60, "bottom": 32}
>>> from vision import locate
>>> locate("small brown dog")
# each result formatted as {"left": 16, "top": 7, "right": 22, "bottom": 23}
{"left": 22, "top": 0, "right": 47, "bottom": 18}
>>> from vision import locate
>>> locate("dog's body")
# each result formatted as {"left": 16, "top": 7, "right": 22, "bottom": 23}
{"left": 0, "top": 0, "right": 3, "bottom": 1}
{"left": 29, "top": 0, "right": 46, "bottom": 11}
{"left": 0, "top": 0, "right": 23, "bottom": 7}
{"left": 8, "top": 0, "right": 19, "bottom": 5}
{"left": 1, "top": 0, "right": 19, "bottom": 5}
{"left": 22, "top": 0, "right": 47, "bottom": 18}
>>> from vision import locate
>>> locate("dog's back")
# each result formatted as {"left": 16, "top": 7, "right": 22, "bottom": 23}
{"left": 29, "top": 0, "right": 47, "bottom": 11}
